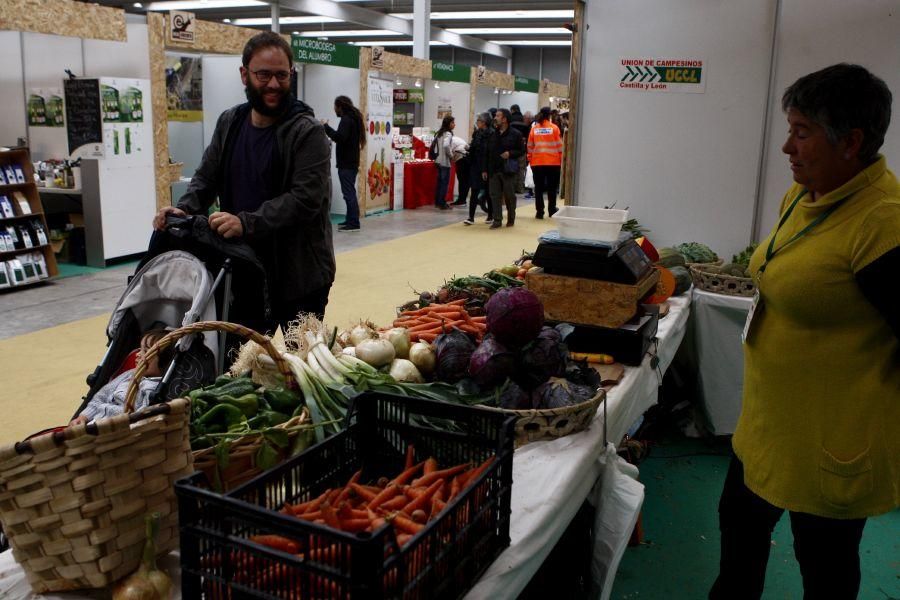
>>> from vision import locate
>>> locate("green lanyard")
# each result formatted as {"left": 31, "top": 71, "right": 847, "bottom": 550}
{"left": 757, "top": 189, "right": 852, "bottom": 278}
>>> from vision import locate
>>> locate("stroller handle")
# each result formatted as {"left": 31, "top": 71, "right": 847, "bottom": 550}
{"left": 124, "top": 321, "right": 296, "bottom": 413}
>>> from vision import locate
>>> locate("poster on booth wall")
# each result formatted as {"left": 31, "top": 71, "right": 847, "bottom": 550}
{"left": 99, "top": 77, "right": 152, "bottom": 165}
{"left": 166, "top": 55, "right": 203, "bottom": 122}
{"left": 366, "top": 76, "right": 393, "bottom": 214}
{"left": 27, "top": 89, "right": 65, "bottom": 127}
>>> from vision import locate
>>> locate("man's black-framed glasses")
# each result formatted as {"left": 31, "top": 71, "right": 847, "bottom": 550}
{"left": 251, "top": 68, "right": 294, "bottom": 83}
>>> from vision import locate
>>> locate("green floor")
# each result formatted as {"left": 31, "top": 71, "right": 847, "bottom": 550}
{"left": 612, "top": 436, "right": 900, "bottom": 599}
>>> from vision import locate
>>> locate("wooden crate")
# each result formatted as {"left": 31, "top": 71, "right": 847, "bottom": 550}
{"left": 525, "top": 268, "right": 659, "bottom": 328}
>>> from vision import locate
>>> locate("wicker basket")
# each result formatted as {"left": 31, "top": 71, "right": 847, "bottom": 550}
{"left": 685, "top": 257, "right": 724, "bottom": 268}
{"left": 689, "top": 264, "right": 756, "bottom": 297}
{"left": 0, "top": 401, "right": 192, "bottom": 593}
{"left": 477, "top": 388, "right": 606, "bottom": 446}
{"left": 126, "top": 320, "right": 310, "bottom": 492}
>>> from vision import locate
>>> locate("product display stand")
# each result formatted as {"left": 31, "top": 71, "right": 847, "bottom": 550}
{"left": 0, "top": 148, "right": 58, "bottom": 289}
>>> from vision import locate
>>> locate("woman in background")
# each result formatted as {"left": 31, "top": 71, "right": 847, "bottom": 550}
{"left": 323, "top": 95, "right": 365, "bottom": 232}
{"left": 432, "top": 115, "right": 455, "bottom": 210}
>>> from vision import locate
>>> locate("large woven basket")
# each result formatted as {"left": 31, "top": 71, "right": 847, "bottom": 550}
{"left": 127, "top": 320, "right": 309, "bottom": 492}
{"left": 689, "top": 264, "right": 756, "bottom": 297}
{"left": 478, "top": 388, "right": 606, "bottom": 446}
{"left": 0, "top": 400, "right": 193, "bottom": 593}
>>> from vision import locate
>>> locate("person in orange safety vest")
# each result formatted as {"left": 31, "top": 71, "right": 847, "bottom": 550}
{"left": 526, "top": 106, "right": 563, "bottom": 218}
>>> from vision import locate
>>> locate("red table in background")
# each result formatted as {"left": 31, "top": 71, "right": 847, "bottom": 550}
{"left": 402, "top": 161, "right": 456, "bottom": 209}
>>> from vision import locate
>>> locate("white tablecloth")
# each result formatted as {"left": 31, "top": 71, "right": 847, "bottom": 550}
{"left": 0, "top": 297, "right": 692, "bottom": 600}
{"left": 690, "top": 288, "right": 752, "bottom": 435}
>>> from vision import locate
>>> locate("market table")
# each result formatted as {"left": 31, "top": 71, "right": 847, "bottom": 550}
{"left": 466, "top": 293, "right": 692, "bottom": 599}
{"left": 402, "top": 160, "right": 456, "bottom": 208}
{"left": 690, "top": 288, "right": 752, "bottom": 435}
{"left": 0, "top": 296, "right": 692, "bottom": 600}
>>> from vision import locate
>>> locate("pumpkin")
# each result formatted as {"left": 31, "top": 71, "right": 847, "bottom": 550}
{"left": 644, "top": 266, "right": 676, "bottom": 304}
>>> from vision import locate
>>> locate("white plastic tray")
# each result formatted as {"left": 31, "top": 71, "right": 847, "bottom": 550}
{"left": 553, "top": 206, "right": 629, "bottom": 242}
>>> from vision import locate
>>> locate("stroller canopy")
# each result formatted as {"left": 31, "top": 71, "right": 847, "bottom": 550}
{"left": 107, "top": 250, "right": 218, "bottom": 358}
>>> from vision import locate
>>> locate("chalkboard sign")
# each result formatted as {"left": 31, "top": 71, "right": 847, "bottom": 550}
{"left": 64, "top": 78, "right": 104, "bottom": 158}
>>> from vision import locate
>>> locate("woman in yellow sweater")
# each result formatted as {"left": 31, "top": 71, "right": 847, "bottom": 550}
{"left": 710, "top": 64, "right": 899, "bottom": 599}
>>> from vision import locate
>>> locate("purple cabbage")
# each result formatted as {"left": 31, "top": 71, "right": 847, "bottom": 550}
{"left": 498, "top": 380, "right": 531, "bottom": 410}
{"left": 514, "top": 335, "right": 568, "bottom": 390}
{"left": 433, "top": 329, "right": 476, "bottom": 383}
{"left": 532, "top": 378, "right": 598, "bottom": 409}
{"left": 468, "top": 334, "right": 516, "bottom": 387}
{"left": 485, "top": 287, "right": 545, "bottom": 347}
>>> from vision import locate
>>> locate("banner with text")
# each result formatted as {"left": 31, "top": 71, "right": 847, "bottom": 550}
{"left": 431, "top": 62, "right": 471, "bottom": 84}
{"left": 514, "top": 76, "right": 539, "bottom": 93}
{"left": 365, "top": 76, "right": 393, "bottom": 213}
{"left": 617, "top": 58, "right": 706, "bottom": 93}
{"left": 291, "top": 36, "right": 360, "bottom": 69}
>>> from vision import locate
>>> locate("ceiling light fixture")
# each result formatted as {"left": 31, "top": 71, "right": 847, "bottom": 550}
{"left": 488, "top": 40, "right": 572, "bottom": 46}
{"left": 434, "top": 82, "right": 440, "bottom": 89}
{"left": 232, "top": 16, "right": 342, "bottom": 26}
{"left": 223, "top": 18, "right": 231, "bottom": 22}
{"left": 414, "top": 79, "right": 422, "bottom": 88}
{"left": 447, "top": 27, "right": 570, "bottom": 35}
{"left": 350, "top": 40, "right": 447, "bottom": 47}
{"left": 297, "top": 29, "right": 401, "bottom": 37}
{"left": 146, "top": 0, "right": 265, "bottom": 10}
{"left": 133, "top": 2, "right": 143, "bottom": 7}
{"left": 396, "top": 77, "right": 402, "bottom": 86}
{"left": 392, "top": 10, "right": 574, "bottom": 20}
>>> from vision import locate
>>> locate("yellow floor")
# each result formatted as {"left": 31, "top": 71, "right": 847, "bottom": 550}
{"left": 0, "top": 217, "right": 555, "bottom": 445}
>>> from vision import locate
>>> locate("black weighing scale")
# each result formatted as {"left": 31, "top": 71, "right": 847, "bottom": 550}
{"left": 532, "top": 230, "right": 654, "bottom": 285}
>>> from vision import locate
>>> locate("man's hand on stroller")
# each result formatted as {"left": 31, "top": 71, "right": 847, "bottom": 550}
{"left": 153, "top": 206, "right": 186, "bottom": 230}
{"left": 209, "top": 211, "right": 244, "bottom": 239}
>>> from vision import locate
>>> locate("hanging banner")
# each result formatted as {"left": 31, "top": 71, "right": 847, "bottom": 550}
{"left": 370, "top": 46, "right": 385, "bottom": 69}
{"left": 365, "top": 76, "right": 393, "bottom": 213}
{"left": 431, "top": 62, "right": 470, "bottom": 84}
{"left": 476, "top": 65, "right": 487, "bottom": 83}
{"left": 514, "top": 76, "right": 539, "bottom": 93}
{"left": 291, "top": 36, "right": 360, "bottom": 68}
{"left": 393, "top": 89, "right": 424, "bottom": 103}
{"left": 617, "top": 58, "right": 706, "bottom": 93}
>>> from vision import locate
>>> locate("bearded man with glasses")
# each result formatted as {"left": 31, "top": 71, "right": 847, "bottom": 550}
{"left": 153, "top": 32, "right": 335, "bottom": 343}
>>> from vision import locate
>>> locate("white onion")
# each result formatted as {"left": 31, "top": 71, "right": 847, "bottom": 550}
{"left": 389, "top": 359, "right": 424, "bottom": 383}
{"left": 341, "top": 346, "right": 357, "bottom": 357}
{"left": 408, "top": 342, "right": 436, "bottom": 375}
{"left": 383, "top": 327, "right": 411, "bottom": 359}
{"left": 355, "top": 338, "right": 395, "bottom": 367}
{"left": 349, "top": 323, "right": 376, "bottom": 347}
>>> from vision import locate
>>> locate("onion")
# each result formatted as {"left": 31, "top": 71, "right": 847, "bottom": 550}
{"left": 408, "top": 342, "right": 436, "bottom": 375}
{"left": 383, "top": 327, "right": 411, "bottom": 359}
{"left": 389, "top": 358, "right": 424, "bottom": 383}
{"left": 349, "top": 323, "right": 377, "bottom": 347}
{"left": 355, "top": 338, "right": 396, "bottom": 367}
{"left": 341, "top": 346, "right": 357, "bottom": 357}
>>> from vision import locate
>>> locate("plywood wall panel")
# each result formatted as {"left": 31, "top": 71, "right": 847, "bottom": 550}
{"left": 0, "top": 0, "right": 126, "bottom": 41}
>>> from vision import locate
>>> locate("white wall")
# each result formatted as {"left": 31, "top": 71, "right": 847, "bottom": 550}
{"left": 500, "top": 91, "right": 539, "bottom": 116}
{"left": 83, "top": 23, "right": 150, "bottom": 79}
{"left": 755, "top": 0, "right": 900, "bottom": 238}
{"left": 424, "top": 81, "right": 470, "bottom": 138}
{"left": 201, "top": 55, "right": 245, "bottom": 149}
{"left": 475, "top": 86, "right": 499, "bottom": 117}
{"left": 302, "top": 63, "right": 362, "bottom": 216}
{"left": 574, "top": 0, "right": 778, "bottom": 258}
{"left": 22, "top": 32, "right": 85, "bottom": 160}
{"left": 0, "top": 32, "right": 27, "bottom": 147}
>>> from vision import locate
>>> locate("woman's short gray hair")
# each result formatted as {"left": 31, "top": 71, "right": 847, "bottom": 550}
{"left": 782, "top": 64, "right": 892, "bottom": 163}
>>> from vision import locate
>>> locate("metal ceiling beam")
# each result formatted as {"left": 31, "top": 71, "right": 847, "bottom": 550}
{"left": 273, "top": 0, "right": 511, "bottom": 58}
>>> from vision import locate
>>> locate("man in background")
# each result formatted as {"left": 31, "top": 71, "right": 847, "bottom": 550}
{"left": 484, "top": 108, "right": 525, "bottom": 229}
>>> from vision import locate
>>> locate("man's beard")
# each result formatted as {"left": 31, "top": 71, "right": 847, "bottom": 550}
{"left": 245, "top": 82, "right": 291, "bottom": 118}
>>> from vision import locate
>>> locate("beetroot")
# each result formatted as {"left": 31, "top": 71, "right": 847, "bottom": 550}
{"left": 485, "top": 287, "right": 545, "bottom": 347}
{"left": 468, "top": 334, "right": 516, "bottom": 387}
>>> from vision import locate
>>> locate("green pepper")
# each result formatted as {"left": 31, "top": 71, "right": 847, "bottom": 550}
{"left": 196, "top": 403, "right": 244, "bottom": 428}
{"left": 247, "top": 410, "right": 290, "bottom": 430}
{"left": 194, "top": 377, "right": 258, "bottom": 403}
{"left": 218, "top": 393, "right": 259, "bottom": 417}
{"left": 263, "top": 387, "right": 300, "bottom": 413}
{"left": 191, "top": 435, "right": 214, "bottom": 450}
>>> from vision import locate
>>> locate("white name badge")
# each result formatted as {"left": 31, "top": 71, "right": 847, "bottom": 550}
{"left": 742, "top": 289, "right": 762, "bottom": 344}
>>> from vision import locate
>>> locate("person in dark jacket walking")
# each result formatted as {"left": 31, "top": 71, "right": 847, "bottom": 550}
{"left": 463, "top": 112, "right": 493, "bottom": 225}
{"left": 153, "top": 31, "right": 335, "bottom": 342}
{"left": 483, "top": 108, "right": 525, "bottom": 229}
{"left": 322, "top": 95, "right": 364, "bottom": 232}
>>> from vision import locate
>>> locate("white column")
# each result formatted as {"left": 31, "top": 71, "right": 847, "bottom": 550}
{"left": 412, "top": 0, "right": 430, "bottom": 60}
{"left": 271, "top": 3, "right": 281, "bottom": 32}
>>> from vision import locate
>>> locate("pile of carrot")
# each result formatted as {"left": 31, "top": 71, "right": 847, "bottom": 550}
{"left": 392, "top": 299, "right": 487, "bottom": 343}
{"left": 202, "top": 447, "right": 496, "bottom": 594}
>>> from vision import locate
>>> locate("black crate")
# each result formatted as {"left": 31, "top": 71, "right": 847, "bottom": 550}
{"left": 175, "top": 392, "right": 515, "bottom": 599}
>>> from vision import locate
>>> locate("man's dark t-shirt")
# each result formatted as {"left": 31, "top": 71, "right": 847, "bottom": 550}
{"left": 226, "top": 114, "right": 279, "bottom": 214}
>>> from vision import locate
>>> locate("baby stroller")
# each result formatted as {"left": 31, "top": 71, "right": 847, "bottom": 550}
{"left": 72, "top": 214, "right": 270, "bottom": 418}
